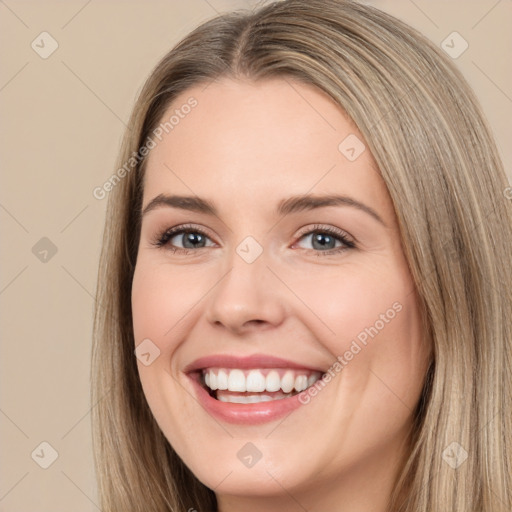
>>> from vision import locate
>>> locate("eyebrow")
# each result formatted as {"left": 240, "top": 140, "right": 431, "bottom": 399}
{"left": 141, "top": 193, "right": 386, "bottom": 226}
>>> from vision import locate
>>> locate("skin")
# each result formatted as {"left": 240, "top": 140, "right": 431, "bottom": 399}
{"left": 131, "top": 77, "right": 431, "bottom": 512}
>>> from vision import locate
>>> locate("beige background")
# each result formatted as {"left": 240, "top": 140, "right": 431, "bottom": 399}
{"left": 0, "top": 0, "right": 510, "bottom": 510}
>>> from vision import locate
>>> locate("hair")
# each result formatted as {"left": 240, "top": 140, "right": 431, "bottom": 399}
{"left": 91, "top": 0, "right": 512, "bottom": 510}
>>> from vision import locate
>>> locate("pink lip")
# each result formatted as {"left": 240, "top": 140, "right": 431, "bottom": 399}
{"left": 184, "top": 353, "right": 325, "bottom": 425}
{"left": 183, "top": 353, "right": 324, "bottom": 373}
{"left": 187, "top": 372, "right": 310, "bottom": 425}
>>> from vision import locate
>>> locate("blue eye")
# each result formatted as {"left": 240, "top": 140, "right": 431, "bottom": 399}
{"left": 152, "top": 223, "right": 355, "bottom": 256}
{"left": 154, "top": 225, "right": 215, "bottom": 251}
{"left": 293, "top": 225, "right": 355, "bottom": 256}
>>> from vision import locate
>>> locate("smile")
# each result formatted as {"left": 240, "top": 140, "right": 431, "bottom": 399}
{"left": 202, "top": 368, "right": 323, "bottom": 403}
{"left": 185, "top": 353, "right": 327, "bottom": 424}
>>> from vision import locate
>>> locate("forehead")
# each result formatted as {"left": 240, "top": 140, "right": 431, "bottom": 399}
{"left": 142, "top": 77, "right": 393, "bottom": 222}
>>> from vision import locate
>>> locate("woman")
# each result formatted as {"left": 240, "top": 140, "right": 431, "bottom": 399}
{"left": 91, "top": 1, "right": 512, "bottom": 510}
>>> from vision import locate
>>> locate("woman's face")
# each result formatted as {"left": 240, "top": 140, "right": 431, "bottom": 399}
{"left": 132, "top": 77, "right": 430, "bottom": 509}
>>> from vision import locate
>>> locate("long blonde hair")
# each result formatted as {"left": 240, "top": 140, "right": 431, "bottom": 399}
{"left": 91, "top": 1, "right": 512, "bottom": 510}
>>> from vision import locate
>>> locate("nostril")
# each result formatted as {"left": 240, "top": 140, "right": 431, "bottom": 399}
{"left": 245, "top": 320, "right": 267, "bottom": 328}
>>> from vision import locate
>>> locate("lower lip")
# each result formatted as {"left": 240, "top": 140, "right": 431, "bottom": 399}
{"left": 187, "top": 373, "right": 307, "bottom": 425}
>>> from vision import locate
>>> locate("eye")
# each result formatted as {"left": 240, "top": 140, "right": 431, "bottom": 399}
{"left": 151, "top": 223, "right": 356, "bottom": 257}
{"left": 293, "top": 225, "right": 356, "bottom": 256}
{"left": 151, "top": 224, "right": 215, "bottom": 253}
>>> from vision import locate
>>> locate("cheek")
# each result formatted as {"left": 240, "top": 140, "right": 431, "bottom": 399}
{"left": 291, "top": 266, "right": 427, "bottom": 469}
{"left": 131, "top": 261, "right": 191, "bottom": 406}
{"left": 289, "top": 260, "right": 427, "bottom": 406}
{"left": 131, "top": 259, "right": 204, "bottom": 346}
{"left": 132, "top": 265, "right": 171, "bottom": 343}
{"left": 283, "top": 260, "right": 416, "bottom": 352}
{"left": 131, "top": 260, "right": 207, "bottom": 435}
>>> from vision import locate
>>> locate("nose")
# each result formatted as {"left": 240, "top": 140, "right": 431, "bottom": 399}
{"left": 204, "top": 249, "right": 287, "bottom": 335}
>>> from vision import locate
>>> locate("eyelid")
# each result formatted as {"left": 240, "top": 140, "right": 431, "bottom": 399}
{"left": 152, "top": 222, "right": 356, "bottom": 255}
{"left": 150, "top": 223, "right": 218, "bottom": 249}
{"left": 294, "top": 223, "right": 355, "bottom": 243}
{"left": 291, "top": 224, "right": 356, "bottom": 256}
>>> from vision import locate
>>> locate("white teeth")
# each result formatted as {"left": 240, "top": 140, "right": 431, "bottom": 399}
{"left": 246, "top": 370, "right": 266, "bottom": 392}
{"left": 217, "top": 393, "right": 292, "bottom": 403}
{"left": 227, "top": 369, "right": 245, "bottom": 392}
{"left": 217, "top": 369, "right": 228, "bottom": 390}
{"left": 281, "top": 371, "right": 295, "bottom": 393}
{"left": 202, "top": 368, "right": 322, "bottom": 394}
{"left": 265, "top": 370, "right": 281, "bottom": 392}
{"left": 209, "top": 372, "right": 218, "bottom": 390}
{"left": 294, "top": 375, "right": 308, "bottom": 392}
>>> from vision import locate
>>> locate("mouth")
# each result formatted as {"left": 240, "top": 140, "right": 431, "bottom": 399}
{"left": 184, "top": 354, "right": 327, "bottom": 422}
{"left": 198, "top": 367, "right": 324, "bottom": 403}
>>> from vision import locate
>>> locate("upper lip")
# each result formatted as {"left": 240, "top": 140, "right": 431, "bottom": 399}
{"left": 184, "top": 353, "right": 326, "bottom": 373}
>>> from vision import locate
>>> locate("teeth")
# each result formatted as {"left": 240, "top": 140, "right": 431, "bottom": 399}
{"left": 266, "top": 370, "right": 281, "bottom": 392}
{"left": 218, "top": 393, "right": 293, "bottom": 403}
{"left": 281, "top": 371, "right": 295, "bottom": 393}
{"left": 246, "top": 370, "right": 266, "bottom": 392}
{"left": 227, "top": 369, "right": 245, "bottom": 392}
{"left": 202, "top": 368, "right": 322, "bottom": 394}
{"left": 209, "top": 372, "right": 217, "bottom": 390}
{"left": 294, "top": 375, "right": 308, "bottom": 392}
{"left": 217, "top": 369, "right": 228, "bottom": 390}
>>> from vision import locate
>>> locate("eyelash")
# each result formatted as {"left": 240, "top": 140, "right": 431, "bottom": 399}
{"left": 151, "top": 223, "right": 356, "bottom": 257}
